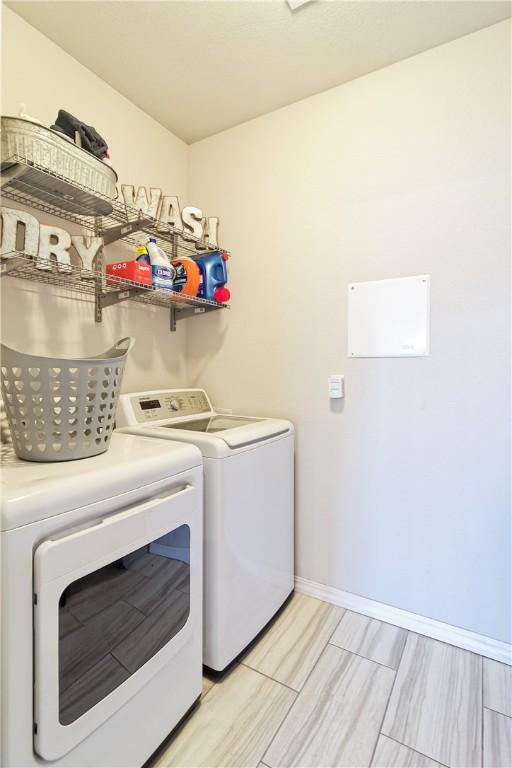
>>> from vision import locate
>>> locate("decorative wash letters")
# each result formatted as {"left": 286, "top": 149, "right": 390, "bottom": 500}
{"left": 120, "top": 185, "right": 219, "bottom": 247}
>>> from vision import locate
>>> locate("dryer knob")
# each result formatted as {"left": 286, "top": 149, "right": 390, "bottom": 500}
{"left": 170, "top": 399, "right": 180, "bottom": 411}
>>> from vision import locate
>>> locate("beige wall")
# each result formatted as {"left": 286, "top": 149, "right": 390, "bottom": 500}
{"left": 1, "top": 8, "right": 510, "bottom": 644}
{"left": 1, "top": 6, "right": 189, "bottom": 390}
{"left": 188, "top": 21, "right": 511, "bottom": 642}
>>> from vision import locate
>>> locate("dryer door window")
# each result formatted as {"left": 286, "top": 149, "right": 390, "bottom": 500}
{"left": 33, "top": 477, "right": 200, "bottom": 763}
{"left": 58, "top": 525, "right": 190, "bottom": 725}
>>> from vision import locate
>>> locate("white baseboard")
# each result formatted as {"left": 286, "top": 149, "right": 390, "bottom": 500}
{"left": 295, "top": 576, "right": 512, "bottom": 666}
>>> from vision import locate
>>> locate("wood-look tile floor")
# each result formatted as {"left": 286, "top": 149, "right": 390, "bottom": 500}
{"left": 153, "top": 593, "right": 512, "bottom": 768}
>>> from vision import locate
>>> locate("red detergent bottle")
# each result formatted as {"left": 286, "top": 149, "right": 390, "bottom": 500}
{"left": 196, "top": 251, "right": 231, "bottom": 303}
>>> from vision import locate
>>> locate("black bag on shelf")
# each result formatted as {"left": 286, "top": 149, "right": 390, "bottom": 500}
{"left": 51, "top": 109, "right": 108, "bottom": 159}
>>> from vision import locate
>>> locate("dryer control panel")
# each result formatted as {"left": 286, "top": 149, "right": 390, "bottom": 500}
{"left": 130, "top": 390, "right": 211, "bottom": 423}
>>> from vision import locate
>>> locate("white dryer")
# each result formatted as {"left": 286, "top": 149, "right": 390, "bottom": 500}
{"left": 1, "top": 433, "right": 203, "bottom": 768}
{"left": 116, "top": 389, "right": 295, "bottom": 673}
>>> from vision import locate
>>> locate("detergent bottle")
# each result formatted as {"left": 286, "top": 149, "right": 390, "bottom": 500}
{"left": 171, "top": 258, "right": 201, "bottom": 298}
{"left": 135, "top": 242, "right": 151, "bottom": 264}
{"left": 196, "top": 251, "right": 230, "bottom": 303}
{"left": 146, "top": 237, "right": 171, "bottom": 267}
{"left": 144, "top": 238, "right": 175, "bottom": 290}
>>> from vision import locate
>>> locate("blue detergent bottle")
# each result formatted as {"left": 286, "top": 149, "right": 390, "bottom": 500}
{"left": 196, "top": 251, "right": 230, "bottom": 302}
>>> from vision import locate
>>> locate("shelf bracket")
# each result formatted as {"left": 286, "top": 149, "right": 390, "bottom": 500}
{"left": 170, "top": 305, "right": 177, "bottom": 332}
{"left": 0, "top": 255, "right": 26, "bottom": 276}
{"left": 94, "top": 218, "right": 104, "bottom": 324}
{"left": 101, "top": 217, "right": 153, "bottom": 246}
{"left": 0, "top": 163, "right": 26, "bottom": 189}
{"left": 175, "top": 306, "right": 210, "bottom": 321}
{"left": 99, "top": 287, "right": 146, "bottom": 309}
{"left": 170, "top": 305, "right": 211, "bottom": 330}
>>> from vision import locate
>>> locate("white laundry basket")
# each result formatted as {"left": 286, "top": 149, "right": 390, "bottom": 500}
{"left": 0, "top": 337, "right": 134, "bottom": 462}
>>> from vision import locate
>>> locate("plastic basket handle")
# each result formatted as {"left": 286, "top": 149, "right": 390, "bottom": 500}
{"left": 113, "top": 337, "right": 135, "bottom": 355}
{"left": 98, "top": 336, "right": 136, "bottom": 360}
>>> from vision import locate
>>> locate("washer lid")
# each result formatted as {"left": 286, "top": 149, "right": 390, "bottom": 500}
{"left": 0, "top": 433, "right": 202, "bottom": 531}
{"left": 121, "top": 417, "right": 293, "bottom": 458}
{"left": 163, "top": 416, "right": 291, "bottom": 449}
{"left": 165, "top": 415, "right": 261, "bottom": 432}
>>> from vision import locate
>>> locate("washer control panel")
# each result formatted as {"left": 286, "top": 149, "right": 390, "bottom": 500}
{"left": 131, "top": 390, "right": 211, "bottom": 423}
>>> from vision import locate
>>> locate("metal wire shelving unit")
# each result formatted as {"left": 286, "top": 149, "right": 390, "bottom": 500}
{"left": 1, "top": 252, "right": 228, "bottom": 330}
{"left": 0, "top": 155, "right": 230, "bottom": 331}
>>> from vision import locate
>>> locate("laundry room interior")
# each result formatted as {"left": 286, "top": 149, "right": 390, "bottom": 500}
{"left": 0, "top": 2, "right": 511, "bottom": 767}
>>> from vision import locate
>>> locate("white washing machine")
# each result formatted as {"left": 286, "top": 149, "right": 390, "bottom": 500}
{"left": 1, "top": 433, "right": 203, "bottom": 768}
{"left": 116, "top": 389, "right": 295, "bottom": 673}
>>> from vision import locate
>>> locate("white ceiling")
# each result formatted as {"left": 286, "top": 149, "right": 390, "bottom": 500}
{"left": 7, "top": 0, "right": 512, "bottom": 144}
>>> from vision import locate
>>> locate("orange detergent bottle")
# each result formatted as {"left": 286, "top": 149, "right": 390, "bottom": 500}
{"left": 170, "top": 258, "right": 200, "bottom": 299}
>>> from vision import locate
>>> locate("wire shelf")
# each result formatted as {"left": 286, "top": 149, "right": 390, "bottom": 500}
{"left": 1, "top": 252, "right": 229, "bottom": 316}
{"left": 0, "top": 155, "right": 226, "bottom": 261}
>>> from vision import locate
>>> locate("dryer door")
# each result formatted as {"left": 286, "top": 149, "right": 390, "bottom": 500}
{"left": 33, "top": 471, "right": 202, "bottom": 761}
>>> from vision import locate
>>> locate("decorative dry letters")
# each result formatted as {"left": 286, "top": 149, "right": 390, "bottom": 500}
{"left": 0, "top": 206, "right": 103, "bottom": 272}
